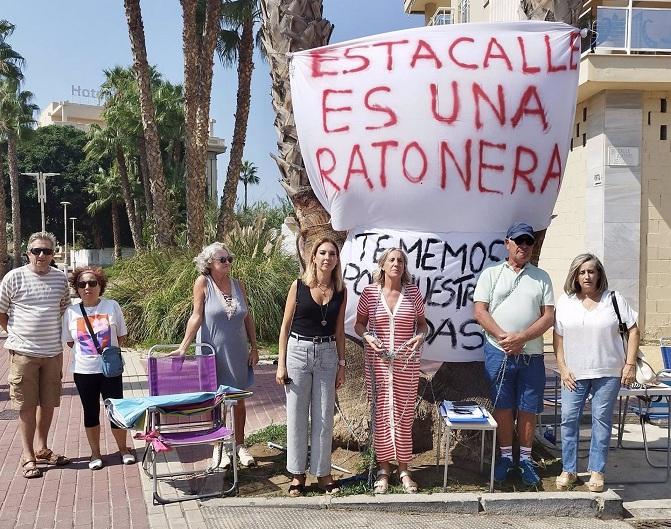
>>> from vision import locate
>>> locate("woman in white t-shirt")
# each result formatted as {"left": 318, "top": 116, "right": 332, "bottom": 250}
{"left": 62, "top": 267, "right": 135, "bottom": 470}
{"left": 554, "top": 253, "right": 639, "bottom": 492}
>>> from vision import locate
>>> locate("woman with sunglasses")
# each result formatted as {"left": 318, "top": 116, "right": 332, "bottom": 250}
{"left": 62, "top": 267, "right": 135, "bottom": 470}
{"left": 175, "top": 242, "right": 259, "bottom": 469}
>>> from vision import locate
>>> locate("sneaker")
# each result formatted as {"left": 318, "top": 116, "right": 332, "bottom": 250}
{"left": 555, "top": 471, "right": 577, "bottom": 490}
{"left": 237, "top": 446, "right": 256, "bottom": 467}
{"left": 494, "top": 456, "right": 514, "bottom": 482}
{"left": 519, "top": 459, "right": 541, "bottom": 487}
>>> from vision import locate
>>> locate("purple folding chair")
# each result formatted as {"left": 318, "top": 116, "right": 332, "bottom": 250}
{"left": 142, "top": 343, "right": 239, "bottom": 504}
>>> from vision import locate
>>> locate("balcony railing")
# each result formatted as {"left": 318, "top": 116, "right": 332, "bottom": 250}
{"left": 582, "top": 6, "right": 671, "bottom": 54}
{"left": 429, "top": 7, "right": 453, "bottom": 26}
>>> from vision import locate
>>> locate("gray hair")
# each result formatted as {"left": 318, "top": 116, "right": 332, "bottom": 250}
{"left": 564, "top": 253, "right": 609, "bottom": 296}
{"left": 27, "top": 231, "right": 57, "bottom": 249}
{"left": 372, "top": 247, "right": 412, "bottom": 286}
{"left": 194, "top": 242, "right": 233, "bottom": 275}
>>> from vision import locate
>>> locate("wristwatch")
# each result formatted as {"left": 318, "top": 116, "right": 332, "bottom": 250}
{"left": 338, "top": 359, "right": 347, "bottom": 367}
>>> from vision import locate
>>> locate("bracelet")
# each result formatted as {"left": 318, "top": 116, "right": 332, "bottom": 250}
{"left": 625, "top": 363, "right": 636, "bottom": 366}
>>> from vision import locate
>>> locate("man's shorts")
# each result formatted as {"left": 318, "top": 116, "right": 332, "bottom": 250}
{"left": 8, "top": 351, "right": 63, "bottom": 409}
{"left": 483, "top": 341, "right": 545, "bottom": 414}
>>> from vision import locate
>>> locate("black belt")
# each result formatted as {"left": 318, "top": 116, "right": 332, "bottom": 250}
{"left": 290, "top": 332, "right": 336, "bottom": 344}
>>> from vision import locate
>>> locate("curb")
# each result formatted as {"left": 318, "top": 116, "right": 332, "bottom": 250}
{"left": 202, "top": 489, "right": 623, "bottom": 518}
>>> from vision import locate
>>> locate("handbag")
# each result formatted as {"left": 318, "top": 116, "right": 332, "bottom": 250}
{"left": 79, "top": 303, "right": 124, "bottom": 378}
{"left": 611, "top": 292, "right": 657, "bottom": 385}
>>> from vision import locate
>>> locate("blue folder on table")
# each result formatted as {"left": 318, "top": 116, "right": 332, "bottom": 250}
{"left": 440, "top": 400, "right": 489, "bottom": 423}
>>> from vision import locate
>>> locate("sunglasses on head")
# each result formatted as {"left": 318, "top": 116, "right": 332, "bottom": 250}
{"left": 216, "top": 256, "right": 234, "bottom": 264}
{"left": 512, "top": 236, "right": 534, "bottom": 246}
{"left": 77, "top": 280, "right": 99, "bottom": 289}
{"left": 29, "top": 247, "right": 54, "bottom": 256}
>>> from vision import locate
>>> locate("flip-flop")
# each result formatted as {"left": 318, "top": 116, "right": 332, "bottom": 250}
{"left": 20, "top": 459, "right": 42, "bottom": 479}
{"left": 35, "top": 448, "right": 70, "bottom": 466}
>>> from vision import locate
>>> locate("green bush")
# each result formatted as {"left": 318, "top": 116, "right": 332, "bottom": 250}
{"left": 107, "top": 216, "right": 298, "bottom": 345}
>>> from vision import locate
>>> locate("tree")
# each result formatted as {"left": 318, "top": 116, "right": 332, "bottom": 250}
{"left": 0, "top": 80, "right": 37, "bottom": 267}
{"left": 123, "top": 0, "right": 175, "bottom": 247}
{"left": 520, "top": 0, "right": 582, "bottom": 25}
{"left": 180, "top": 0, "right": 222, "bottom": 249}
{"left": 238, "top": 160, "right": 259, "bottom": 211}
{"left": 260, "top": 0, "right": 339, "bottom": 267}
{"left": 0, "top": 20, "right": 24, "bottom": 82}
{"left": 216, "top": 0, "right": 261, "bottom": 239}
{"left": 87, "top": 168, "right": 123, "bottom": 260}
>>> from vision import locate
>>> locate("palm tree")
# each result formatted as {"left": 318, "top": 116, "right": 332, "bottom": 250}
{"left": 85, "top": 124, "right": 143, "bottom": 251}
{"left": 0, "top": 80, "right": 37, "bottom": 268}
{"left": 0, "top": 147, "right": 8, "bottom": 277}
{"left": 260, "top": 0, "right": 338, "bottom": 266}
{"left": 180, "top": 0, "right": 222, "bottom": 250}
{"left": 87, "top": 168, "right": 123, "bottom": 260}
{"left": 215, "top": 0, "right": 262, "bottom": 239}
{"left": 520, "top": 1, "right": 582, "bottom": 25}
{"left": 239, "top": 160, "right": 259, "bottom": 211}
{"left": 0, "top": 20, "right": 24, "bottom": 82}
{"left": 123, "top": 0, "right": 175, "bottom": 247}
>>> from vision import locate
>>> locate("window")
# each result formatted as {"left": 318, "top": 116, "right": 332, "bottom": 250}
{"left": 662, "top": 99, "right": 667, "bottom": 113}
{"left": 458, "top": 0, "right": 470, "bottom": 23}
{"left": 662, "top": 125, "right": 668, "bottom": 141}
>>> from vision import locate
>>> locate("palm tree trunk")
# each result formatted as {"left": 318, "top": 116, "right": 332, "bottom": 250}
{"left": 243, "top": 183, "right": 248, "bottom": 212}
{"left": 124, "top": 0, "right": 175, "bottom": 248}
{"left": 110, "top": 199, "right": 122, "bottom": 261}
{"left": 260, "top": 0, "right": 342, "bottom": 266}
{"left": 0, "top": 149, "right": 7, "bottom": 278}
{"left": 115, "top": 146, "right": 143, "bottom": 251}
{"left": 7, "top": 135, "right": 21, "bottom": 268}
{"left": 181, "top": 0, "right": 222, "bottom": 249}
{"left": 136, "top": 135, "right": 153, "bottom": 221}
{"left": 216, "top": 13, "right": 254, "bottom": 240}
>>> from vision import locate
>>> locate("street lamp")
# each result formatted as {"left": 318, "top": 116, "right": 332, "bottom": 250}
{"left": 70, "top": 217, "right": 77, "bottom": 268}
{"left": 21, "top": 172, "right": 61, "bottom": 232}
{"left": 60, "top": 201, "right": 70, "bottom": 272}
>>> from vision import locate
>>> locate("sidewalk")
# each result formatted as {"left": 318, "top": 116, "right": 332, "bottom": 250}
{"left": 0, "top": 341, "right": 150, "bottom": 529}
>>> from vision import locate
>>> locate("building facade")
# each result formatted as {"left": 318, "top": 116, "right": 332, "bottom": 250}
{"left": 37, "top": 101, "right": 226, "bottom": 203}
{"left": 403, "top": 0, "right": 671, "bottom": 339}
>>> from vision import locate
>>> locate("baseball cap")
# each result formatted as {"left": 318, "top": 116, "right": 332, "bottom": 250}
{"left": 505, "top": 222, "right": 535, "bottom": 241}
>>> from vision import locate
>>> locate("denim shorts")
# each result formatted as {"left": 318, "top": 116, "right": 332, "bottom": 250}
{"left": 483, "top": 341, "right": 545, "bottom": 413}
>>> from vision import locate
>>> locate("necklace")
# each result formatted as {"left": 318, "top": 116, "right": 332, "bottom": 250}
{"left": 319, "top": 299, "right": 329, "bottom": 327}
{"left": 316, "top": 281, "right": 331, "bottom": 326}
{"left": 213, "top": 278, "right": 239, "bottom": 320}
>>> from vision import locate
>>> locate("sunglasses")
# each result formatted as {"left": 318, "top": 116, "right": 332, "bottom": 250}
{"left": 29, "top": 247, "right": 54, "bottom": 256}
{"left": 215, "top": 256, "right": 234, "bottom": 264}
{"left": 77, "top": 280, "right": 99, "bottom": 289}
{"left": 512, "top": 236, "right": 534, "bottom": 246}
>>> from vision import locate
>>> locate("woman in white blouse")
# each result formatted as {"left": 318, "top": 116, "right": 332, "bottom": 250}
{"left": 554, "top": 253, "right": 639, "bottom": 492}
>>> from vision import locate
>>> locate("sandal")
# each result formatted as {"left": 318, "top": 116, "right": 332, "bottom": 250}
{"left": 317, "top": 476, "right": 340, "bottom": 495}
{"left": 288, "top": 474, "right": 306, "bottom": 497}
{"left": 373, "top": 469, "right": 389, "bottom": 494}
{"left": 587, "top": 471, "right": 605, "bottom": 493}
{"left": 35, "top": 448, "right": 70, "bottom": 466}
{"left": 88, "top": 458, "right": 104, "bottom": 471}
{"left": 399, "top": 470, "right": 418, "bottom": 494}
{"left": 20, "top": 458, "right": 43, "bottom": 479}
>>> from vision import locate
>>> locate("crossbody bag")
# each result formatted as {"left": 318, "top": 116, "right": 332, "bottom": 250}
{"left": 79, "top": 302, "right": 124, "bottom": 378}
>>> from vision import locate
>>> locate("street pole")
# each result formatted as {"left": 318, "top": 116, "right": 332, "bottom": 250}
{"left": 70, "top": 217, "right": 77, "bottom": 269}
{"left": 60, "top": 201, "right": 70, "bottom": 273}
{"left": 21, "top": 172, "right": 61, "bottom": 232}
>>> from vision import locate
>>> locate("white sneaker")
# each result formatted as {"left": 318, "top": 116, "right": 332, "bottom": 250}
{"left": 237, "top": 446, "right": 255, "bottom": 467}
{"left": 211, "top": 444, "right": 231, "bottom": 469}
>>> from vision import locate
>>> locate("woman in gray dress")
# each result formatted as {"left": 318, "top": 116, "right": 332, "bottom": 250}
{"left": 175, "top": 242, "right": 259, "bottom": 468}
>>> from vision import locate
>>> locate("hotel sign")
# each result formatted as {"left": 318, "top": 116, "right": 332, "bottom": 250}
{"left": 608, "top": 146, "right": 639, "bottom": 167}
{"left": 71, "top": 84, "right": 102, "bottom": 101}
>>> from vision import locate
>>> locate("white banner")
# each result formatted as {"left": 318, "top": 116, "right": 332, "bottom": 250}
{"left": 290, "top": 21, "right": 580, "bottom": 233}
{"left": 342, "top": 227, "right": 508, "bottom": 362}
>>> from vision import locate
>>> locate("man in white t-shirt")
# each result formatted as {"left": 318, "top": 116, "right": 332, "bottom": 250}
{"left": 473, "top": 222, "right": 555, "bottom": 487}
{"left": 0, "top": 232, "right": 71, "bottom": 479}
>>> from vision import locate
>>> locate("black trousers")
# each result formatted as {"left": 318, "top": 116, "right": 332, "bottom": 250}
{"left": 73, "top": 372, "right": 123, "bottom": 428}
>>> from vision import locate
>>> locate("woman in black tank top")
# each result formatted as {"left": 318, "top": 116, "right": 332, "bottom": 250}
{"left": 276, "top": 237, "right": 347, "bottom": 496}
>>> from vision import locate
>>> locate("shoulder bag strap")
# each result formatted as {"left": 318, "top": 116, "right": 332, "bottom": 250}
{"left": 610, "top": 291, "right": 629, "bottom": 356}
{"left": 79, "top": 302, "right": 103, "bottom": 355}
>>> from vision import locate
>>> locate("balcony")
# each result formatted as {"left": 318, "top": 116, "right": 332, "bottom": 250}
{"left": 429, "top": 7, "right": 452, "bottom": 25}
{"left": 581, "top": 4, "right": 671, "bottom": 54}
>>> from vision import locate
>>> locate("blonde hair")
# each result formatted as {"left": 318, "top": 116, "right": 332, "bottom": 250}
{"left": 372, "top": 247, "right": 412, "bottom": 286}
{"left": 301, "top": 237, "right": 344, "bottom": 293}
{"left": 564, "top": 253, "right": 608, "bottom": 296}
{"left": 194, "top": 242, "right": 234, "bottom": 275}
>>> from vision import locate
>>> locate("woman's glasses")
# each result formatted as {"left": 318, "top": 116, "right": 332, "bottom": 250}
{"left": 77, "top": 280, "right": 99, "bottom": 289}
{"left": 216, "top": 256, "right": 234, "bottom": 264}
{"left": 29, "top": 247, "right": 54, "bottom": 256}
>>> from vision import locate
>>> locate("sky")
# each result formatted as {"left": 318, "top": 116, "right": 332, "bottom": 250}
{"left": 2, "top": 0, "right": 422, "bottom": 207}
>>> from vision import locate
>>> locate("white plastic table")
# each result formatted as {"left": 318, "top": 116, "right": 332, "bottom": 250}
{"left": 436, "top": 410, "right": 498, "bottom": 492}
